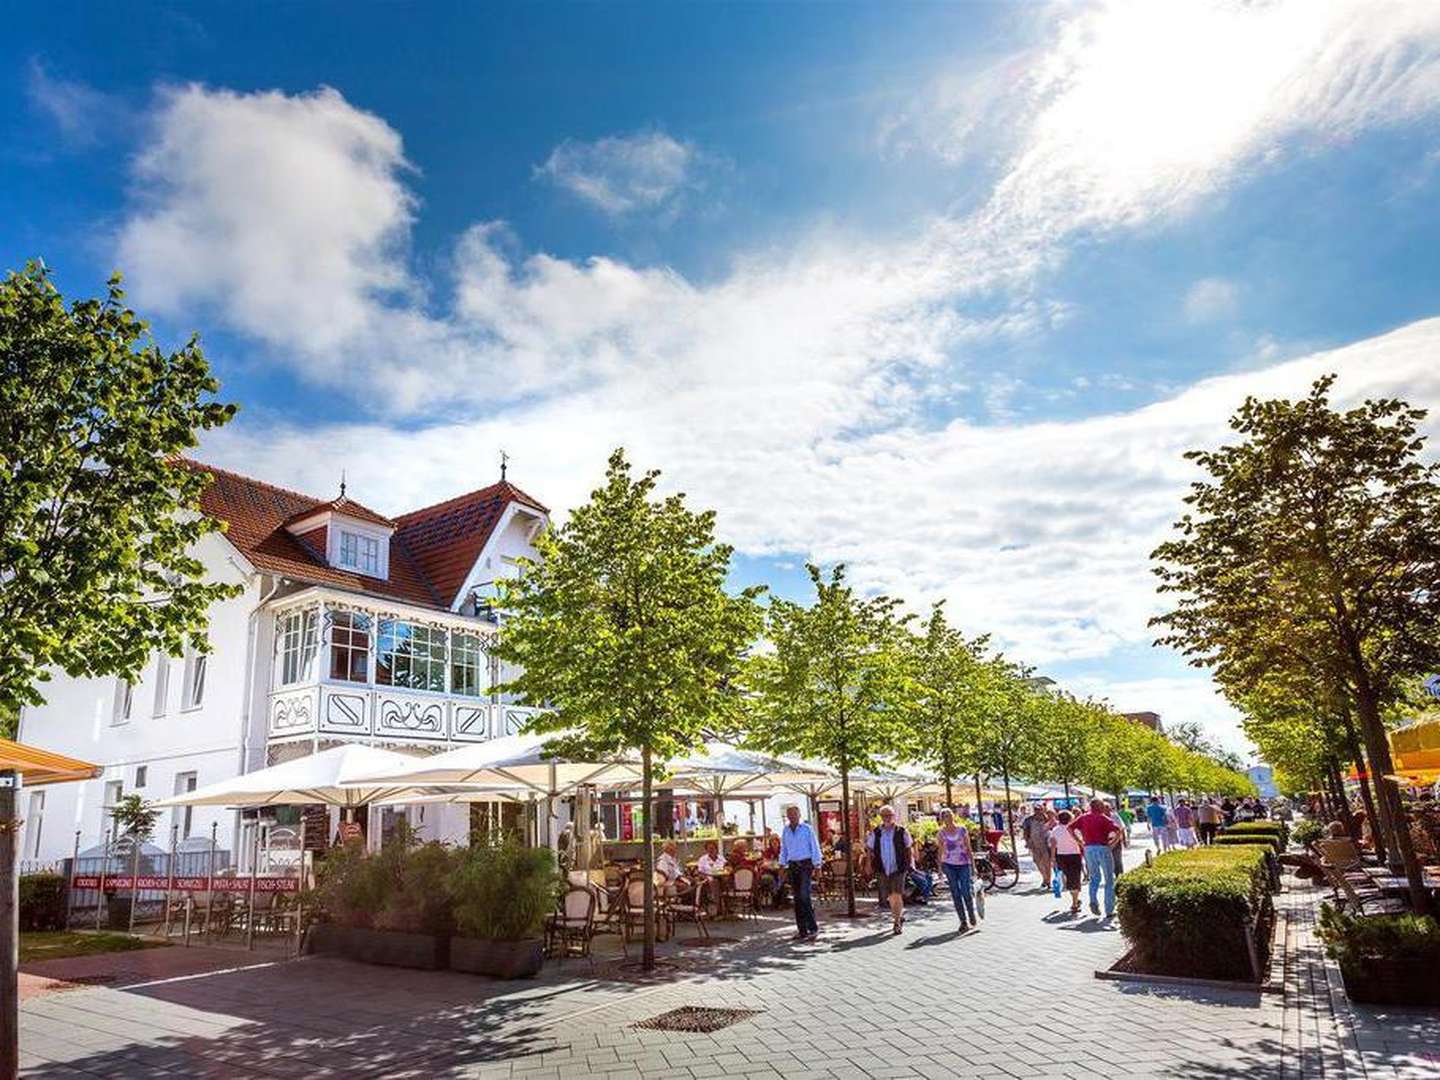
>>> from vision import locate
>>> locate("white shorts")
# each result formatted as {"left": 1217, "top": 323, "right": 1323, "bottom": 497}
{"left": 1177, "top": 827, "right": 1197, "bottom": 846}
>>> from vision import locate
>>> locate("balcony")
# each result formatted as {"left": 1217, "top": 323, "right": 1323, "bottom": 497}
{"left": 268, "top": 683, "right": 542, "bottom": 746}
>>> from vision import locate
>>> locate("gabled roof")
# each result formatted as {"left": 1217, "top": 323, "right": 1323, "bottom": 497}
{"left": 283, "top": 495, "right": 396, "bottom": 530}
{"left": 395, "top": 481, "right": 548, "bottom": 607}
{"left": 185, "top": 460, "right": 547, "bottom": 610}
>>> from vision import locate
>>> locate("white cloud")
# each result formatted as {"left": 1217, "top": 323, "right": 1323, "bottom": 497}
{"left": 26, "top": 61, "right": 123, "bottom": 146}
{"left": 1064, "top": 674, "right": 1250, "bottom": 756}
{"left": 1184, "top": 277, "right": 1238, "bottom": 323}
{"left": 535, "top": 130, "right": 711, "bottom": 218}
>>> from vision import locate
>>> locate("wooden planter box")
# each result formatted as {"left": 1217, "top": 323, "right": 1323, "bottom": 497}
{"left": 449, "top": 936, "right": 544, "bottom": 979}
{"left": 307, "top": 923, "right": 448, "bottom": 970}
{"left": 1339, "top": 956, "right": 1440, "bottom": 1006}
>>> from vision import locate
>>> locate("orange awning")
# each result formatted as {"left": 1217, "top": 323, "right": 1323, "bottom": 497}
{"left": 0, "top": 737, "right": 101, "bottom": 786}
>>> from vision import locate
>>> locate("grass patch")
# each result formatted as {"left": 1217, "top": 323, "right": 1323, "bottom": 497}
{"left": 19, "top": 931, "right": 167, "bottom": 965}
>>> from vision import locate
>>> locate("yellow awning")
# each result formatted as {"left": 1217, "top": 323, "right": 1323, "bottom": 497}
{"left": 0, "top": 737, "right": 101, "bottom": 786}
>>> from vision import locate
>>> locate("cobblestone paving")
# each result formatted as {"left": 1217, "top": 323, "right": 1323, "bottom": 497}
{"left": 17, "top": 873, "right": 1440, "bottom": 1078}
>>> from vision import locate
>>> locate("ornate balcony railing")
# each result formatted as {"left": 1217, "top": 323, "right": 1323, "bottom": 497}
{"left": 267, "top": 684, "right": 542, "bottom": 746}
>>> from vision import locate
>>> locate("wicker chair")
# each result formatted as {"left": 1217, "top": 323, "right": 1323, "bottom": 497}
{"left": 545, "top": 885, "right": 598, "bottom": 962}
{"left": 723, "top": 867, "right": 759, "bottom": 921}
{"left": 668, "top": 876, "right": 711, "bottom": 942}
{"left": 1320, "top": 863, "right": 1409, "bottom": 917}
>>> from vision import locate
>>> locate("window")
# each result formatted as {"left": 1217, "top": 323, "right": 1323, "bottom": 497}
{"left": 112, "top": 679, "right": 134, "bottom": 725}
{"left": 25, "top": 791, "right": 44, "bottom": 859}
{"left": 277, "top": 609, "right": 319, "bottom": 686}
{"left": 450, "top": 633, "right": 488, "bottom": 697}
{"left": 337, "top": 530, "right": 380, "bottom": 576}
{"left": 103, "top": 780, "right": 123, "bottom": 836}
{"left": 376, "top": 619, "right": 447, "bottom": 692}
{"left": 152, "top": 657, "right": 170, "bottom": 717}
{"left": 135, "top": 766, "right": 147, "bottom": 788}
{"left": 173, "top": 772, "right": 197, "bottom": 840}
{"left": 182, "top": 650, "right": 207, "bottom": 709}
{"left": 328, "top": 609, "right": 371, "bottom": 682}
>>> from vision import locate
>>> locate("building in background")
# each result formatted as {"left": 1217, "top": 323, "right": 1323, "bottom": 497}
{"left": 1247, "top": 764, "right": 1278, "bottom": 799}
{"left": 16, "top": 461, "right": 549, "bottom": 864}
{"left": 1123, "top": 711, "right": 1163, "bottom": 733}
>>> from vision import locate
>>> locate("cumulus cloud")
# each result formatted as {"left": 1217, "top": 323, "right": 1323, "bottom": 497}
{"left": 1184, "top": 277, "right": 1238, "bottom": 323}
{"left": 535, "top": 130, "right": 712, "bottom": 218}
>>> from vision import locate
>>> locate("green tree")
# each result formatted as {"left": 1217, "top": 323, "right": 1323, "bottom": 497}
{"left": 1152, "top": 375, "right": 1439, "bottom": 912}
{"left": 896, "top": 603, "right": 986, "bottom": 809}
{"left": 494, "top": 449, "right": 761, "bottom": 969}
{"left": 0, "top": 263, "right": 237, "bottom": 712}
{"left": 1087, "top": 713, "right": 1144, "bottom": 811}
{"left": 971, "top": 660, "right": 1044, "bottom": 855}
{"left": 1037, "top": 695, "right": 1101, "bottom": 801}
{"left": 744, "top": 564, "right": 910, "bottom": 917}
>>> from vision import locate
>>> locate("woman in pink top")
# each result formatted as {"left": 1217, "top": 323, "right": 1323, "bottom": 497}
{"left": 1048, "top": 810, "right": 1084, "bottom": 914}
{"left": 936, "top": 809, "right": 978, "bottom": 931}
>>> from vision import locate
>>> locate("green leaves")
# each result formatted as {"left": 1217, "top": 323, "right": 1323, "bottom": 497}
{"left": 0, "top": 263, "right": 238, "bottom": 712}
{"left": 494, "top": 448, "right": 763, "bottom": 766}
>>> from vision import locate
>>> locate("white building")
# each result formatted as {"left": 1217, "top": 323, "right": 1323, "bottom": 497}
{"left": 16, "top": 461, "right": 550, "bottom": 865}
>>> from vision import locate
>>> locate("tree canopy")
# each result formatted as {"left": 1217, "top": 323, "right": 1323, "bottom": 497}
{"left": 0, "top": 263, "right": 237, "bottom": 713}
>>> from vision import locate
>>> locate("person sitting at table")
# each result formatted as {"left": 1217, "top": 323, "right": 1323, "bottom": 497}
{"left": 656, "top": 841, "right": 683, "bottom": 885}
{"left": 763, "top": 829, "right": 781, "bottom": 861}
{"left": 696, "top": 839, "right": 727, "bottom": 911}
{"left": 729, "top": 837, "right": 755, "bottom": 869}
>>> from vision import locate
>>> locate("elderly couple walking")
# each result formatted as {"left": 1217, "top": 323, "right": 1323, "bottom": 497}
{"left": 870, "top": 805, "right": 980, "bottom": 935}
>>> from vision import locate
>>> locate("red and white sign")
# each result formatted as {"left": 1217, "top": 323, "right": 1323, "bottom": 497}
{"left": 70, "top": 874, "right": 298, "bottom": 893}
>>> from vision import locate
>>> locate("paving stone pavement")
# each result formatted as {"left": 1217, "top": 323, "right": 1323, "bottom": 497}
{"left": 17, "top": 869, "right": 1440, "bottom": 1079}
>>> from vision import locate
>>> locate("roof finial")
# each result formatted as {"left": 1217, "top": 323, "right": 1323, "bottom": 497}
{"left": 500, "top": 449, "right": 509, "bottom": 483}
{"left": 339, "top": 469, "right": 347, "bottom": 498}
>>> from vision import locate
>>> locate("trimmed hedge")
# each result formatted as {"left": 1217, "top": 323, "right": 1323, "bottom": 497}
{"left": 1214, "top": 834, "right": 1282, "bottom": 854}
{"left": 19, "top": 874, "right": 67, "bottom": 932}
{"left": 1116, "top": 847, "right": 1272, "bottom": 980}
{"left": 1226, "top": 820, "right": 1288, "bottom": 849}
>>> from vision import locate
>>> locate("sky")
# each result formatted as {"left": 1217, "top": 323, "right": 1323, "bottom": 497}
{"left": 6, "top": 1, "right": 1440, "bottom": 757}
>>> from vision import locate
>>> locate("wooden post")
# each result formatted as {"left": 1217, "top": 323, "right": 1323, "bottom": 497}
{"left": 202, "top": 822, "right": 217, "bottom": 939}
{"left": 245, "top": 824, "right": 259, "bottom": 951}
{"left": 1, "top": 770, "right": 20, "bottom": 1080}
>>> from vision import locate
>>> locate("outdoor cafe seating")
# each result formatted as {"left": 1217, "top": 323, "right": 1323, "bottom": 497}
{"left": 545, "top": 885, "right": 598, "bottom": 962}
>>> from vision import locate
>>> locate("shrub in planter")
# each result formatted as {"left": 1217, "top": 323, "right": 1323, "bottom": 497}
{"left": 1116, "top": 847, "right": 1272, "bottom": 981}
{"left": 449, "top": 834, "right": 562, "bottom": 979}
{"left": 1317, "top": 904, "right": 1440, "bottom": 1006}
{"left": 1226, "top": 821, "right": 1288, "bottom": 849}
{"left": 310, "top": 823, "right": 458, "bottom": 969}
{"left": 1214, "top": 834, "right": 1281, "bottom": 854}
{"left": 19, "top": 874, "right": 67, "bottom": 932}
{"left": 1290, "top": 819, "right": 1324, "bottom": 848}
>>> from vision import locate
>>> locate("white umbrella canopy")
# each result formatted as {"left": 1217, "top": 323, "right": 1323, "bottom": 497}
{"left": 664, "top": 742, "right": 831, "bottom": 797}
{"left": 152, "top": 744, "right": 435, "bottom": 808}
{"left": 346, "top": 729, "right": 646, "bottom": 797}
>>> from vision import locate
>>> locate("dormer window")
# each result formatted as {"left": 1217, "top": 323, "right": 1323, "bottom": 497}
{"left": 338, "top": 530, "right": 381, "bottom": 576}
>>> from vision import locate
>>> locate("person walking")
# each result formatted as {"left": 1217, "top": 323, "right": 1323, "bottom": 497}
{"left": 1023, "top": 803, "right": 1053, "bottom": 889}
{"left": 779, "top": 805, "right": 821, "bottom": 941}
{"left": 1071, "top": 798, "right": 1122, "bottom": 917}
{"left": 1173, "top": 799, "right": 1198, "bottom": 848}
{"left": 1103, "top": 800, "right": 1126, "bottom": 876}
{"left": 867, "top": 805, "right": 912, "bottom": 935}
{"left": 1049, "top": 810, "right": 1084, "bottom": 914}
{"left": 936, "top": 809, "right": 978, "bottom": 931}
{"left": 1144, "top": 796, "right": 1169, "bottom": 852}
{"left": 1197, "top": 798, "right": 1221, "bottom": 845}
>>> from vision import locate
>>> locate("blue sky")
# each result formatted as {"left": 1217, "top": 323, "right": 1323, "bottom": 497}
{"left": 7, "top": 1, "right": 1440, "bottom": 754}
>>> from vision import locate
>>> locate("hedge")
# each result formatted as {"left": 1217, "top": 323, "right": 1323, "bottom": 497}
{"left": 1214, "top": 834, "right": 1282, "bottom": 854}
{"left": 1116, "top": 847, "right": 1272, "bottom": 980}
{"left": 1225, "top": 820, "right": 1288, "bottom": 849}
{"left": 19, "top": 874, "right": 67, "bottom": 932}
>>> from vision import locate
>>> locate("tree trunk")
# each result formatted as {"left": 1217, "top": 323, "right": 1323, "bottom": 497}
{"left": 1001, "top": 766, "right": 1018, "bottom": 859}
{"left": 1, "top": 772, "right": 18, "bottom": 1080}
{"left": 840, "top": 768, "right": 856, "bottom": 918}
{"left": 1325, "top": 758, "right": 1356, "bottom": 837}
{"left": 944, "top": 776, "right": 953, "bottom": 810}
{"left": 641, "top": 746, "right": 656, "bottom": 970}
{"left": 1341, "top": 711, "right": 1389, "bottom": 865}
{"left": 972, "top": 774, "right": 987, "bottom": 851}
{"left": 1063, "top": 780, "right": 1071, "bottom": 801}
{"left": 1352, "top": 689, "right": 1430, "bottom": 915}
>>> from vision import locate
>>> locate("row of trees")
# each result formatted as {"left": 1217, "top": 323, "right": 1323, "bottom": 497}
{"left": 498, "top": 451, "right": 1254, "bottom": 967}
{"left": 1152, "top": 375, "right": 1440, "bottom": 916}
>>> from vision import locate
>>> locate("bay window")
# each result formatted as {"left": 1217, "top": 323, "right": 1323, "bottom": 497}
{"left": 376, "top": 619, "right": 447, "bottom": 692}
{"left": 277, "top": 608, "right": 319, "bottom": 686}
{"left": 450, "top": 632, "right": 487, "bottom": 697}
{"left": 328, "top": 609, "right": 371, "bottom": 683}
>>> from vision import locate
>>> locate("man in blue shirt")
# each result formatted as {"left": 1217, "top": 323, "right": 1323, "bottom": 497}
{"left": 1145, "top": 797, "right": 1170, "bottom": 852}
{"left": 779, "top": 804, "right": 822, "bottom": 941}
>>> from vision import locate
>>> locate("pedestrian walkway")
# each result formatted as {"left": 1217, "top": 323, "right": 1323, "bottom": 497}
{"left": 17, "top": 878, "right": 1440, "bottom": 1078}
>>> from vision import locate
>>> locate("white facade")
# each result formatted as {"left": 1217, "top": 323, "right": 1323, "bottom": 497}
{"left": 17, "top": 496, "right": 547, "bottom": 865}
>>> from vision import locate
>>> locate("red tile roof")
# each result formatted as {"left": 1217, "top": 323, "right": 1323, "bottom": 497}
{"left": 283, "top": 495, "right": 396, "bottom": 530}
{"left": 396, "top": 481, "right": 548, "bottom": 607}
{"left": 182, "top": 461, "right": 545, "bottom": 610}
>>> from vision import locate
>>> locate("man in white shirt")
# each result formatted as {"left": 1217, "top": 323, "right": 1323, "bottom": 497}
{"left": 867, "top": 805, "right": 912, "bottom": 935}
{"left": 656, "top": 841, "right": 682, "bottom": 882}
{"left": 695, "top": 840, "right": 726, "bottom": 913}
{"left": 779, "top": 804, "right": 822, "bottom": 941}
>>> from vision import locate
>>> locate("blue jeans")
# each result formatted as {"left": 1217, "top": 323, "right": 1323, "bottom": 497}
{"left": 1084, "top": 844, "right": 1115, "bottom": 915}
{"left": 941, "top": 862, "right": 976, "bottom": 925}
{"left": 788, "top": 859, "right": 817, "bottom": 935}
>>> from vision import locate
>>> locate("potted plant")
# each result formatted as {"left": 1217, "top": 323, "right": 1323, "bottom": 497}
{"left": 1318, "top": 904, "right": 1440, "bottom": 1006}
{"left": 107, "top": 795, "right": 160, "bottom": 930}
{"left": 448, "top": 834, "right": 561, "bottom": 978}
{"left": 308, "top": 822, "right": 456, "bottom": 970}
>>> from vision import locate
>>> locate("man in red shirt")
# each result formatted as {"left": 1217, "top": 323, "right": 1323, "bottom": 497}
{"left": 1070, "top": 799, "right": 1122, "bottom": 917}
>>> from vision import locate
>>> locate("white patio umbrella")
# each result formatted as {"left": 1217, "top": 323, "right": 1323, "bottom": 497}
{"left": 666, "top": 742, "right": 830, "bottom": 797}
{"left": 152, "top": 744, "right": 434, "bottom": 808}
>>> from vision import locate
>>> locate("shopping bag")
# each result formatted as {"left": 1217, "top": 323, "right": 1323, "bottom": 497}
{"left": 975, "top": 884, "right": 986, "bottom": 920}
{"left": 1052, "top": 869, "right": 1062, "bottom": 898}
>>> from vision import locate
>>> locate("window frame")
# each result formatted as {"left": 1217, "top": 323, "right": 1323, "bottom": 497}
{"left": 182, "top": 650, "right": 207, "bottom": 710}
{"left": 327, "top": 608, "right": 372, "bottom": 683}
{"left": 277, "top": 608, "right": 320, "bottom": 687}
{"left": 449, "top": 632, "right": 488, "bottom": 697}
{"left": 375, "top": 618, "right": 448, "bottom": 693}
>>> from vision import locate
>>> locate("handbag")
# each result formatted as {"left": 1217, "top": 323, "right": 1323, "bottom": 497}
{"left": 975, "top": 883, "right": 986, "bottom": 920}
{"left": 1052, "top": 868, "right": 1062, "bottom": 897}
